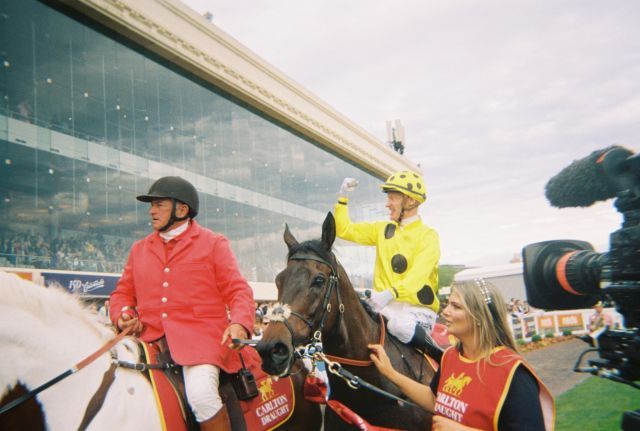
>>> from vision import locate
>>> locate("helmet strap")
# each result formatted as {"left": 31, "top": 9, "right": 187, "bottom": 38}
{"left": 398, "top": 196, "right": 420, "bottom": 224}
{"left": 159, "top": 199, "right": 189, "bottom": 232}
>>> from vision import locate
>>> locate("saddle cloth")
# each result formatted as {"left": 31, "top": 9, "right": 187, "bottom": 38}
{"left": 142, "top": 342, "right": 295, "bottom": 431}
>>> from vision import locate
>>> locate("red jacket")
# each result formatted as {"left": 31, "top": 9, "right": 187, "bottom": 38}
{"left": 110, "top": 221, "right": 256, "bottom": 372}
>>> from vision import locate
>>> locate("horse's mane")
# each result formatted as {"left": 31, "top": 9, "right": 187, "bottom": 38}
{"left": 287, "top": 239, "right": 334, "bottom": 264}
{"left": 0, "top": 271, "right": 111, "bottom": 340}
{"left": 0, "top": 271, "right": 154, "bottom": 430}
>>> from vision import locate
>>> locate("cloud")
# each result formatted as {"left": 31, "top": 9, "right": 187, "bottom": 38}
{"left": 184, "top": 0, "right": 640, "bottom": 265}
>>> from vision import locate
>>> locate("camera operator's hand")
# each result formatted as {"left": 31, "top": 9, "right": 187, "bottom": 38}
{"left": 338, "top": 177, "right": 359, "bottom": 199}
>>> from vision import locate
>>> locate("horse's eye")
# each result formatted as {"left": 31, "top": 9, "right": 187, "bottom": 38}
{"left": 312, "top": 275, "right": 325, "bottom": 287}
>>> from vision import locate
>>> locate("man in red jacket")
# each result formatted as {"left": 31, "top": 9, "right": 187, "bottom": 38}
{"left": 110, "top": 176, "right": 255, "bottom": 430}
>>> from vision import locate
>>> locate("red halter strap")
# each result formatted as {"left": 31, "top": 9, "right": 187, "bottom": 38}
{"left": 324, "top": 314, "right": 386, "bottom": 366}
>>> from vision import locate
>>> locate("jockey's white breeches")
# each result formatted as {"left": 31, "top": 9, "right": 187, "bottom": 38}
{"left": 381, "top": 301, "right": 438, "bottom": 343}
{"left": 183, "top": 364, "right": 223, "bottom": 422}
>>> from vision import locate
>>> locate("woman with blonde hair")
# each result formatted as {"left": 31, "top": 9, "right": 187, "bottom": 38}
{"left": 369, "top": 279, "right": 554, "bottom": 430}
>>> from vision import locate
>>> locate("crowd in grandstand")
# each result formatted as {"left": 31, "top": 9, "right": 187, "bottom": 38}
{"left": 0, "top": 230, "right": 129, "bottom": 273}
{"left": 507, "top": 298, "right": 535, "bottom": 318}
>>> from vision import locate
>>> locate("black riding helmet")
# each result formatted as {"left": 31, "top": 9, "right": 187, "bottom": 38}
{"left": 137, "top": 176, "right": 199, "bottom": 231}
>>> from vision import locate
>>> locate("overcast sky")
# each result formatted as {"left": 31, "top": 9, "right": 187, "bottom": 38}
{"left": 182, "top": 0, "right": 640, "bottom": 266}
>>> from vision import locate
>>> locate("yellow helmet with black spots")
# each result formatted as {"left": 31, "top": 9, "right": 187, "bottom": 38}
{"left": 380, "top": 170, "right": 426, "bottom": 204}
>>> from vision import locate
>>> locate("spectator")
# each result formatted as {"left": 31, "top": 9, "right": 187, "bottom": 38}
{"left": 253, "top": 308, "right": 264, "bottom": 340}
{"left": 581, "top": 302, "right": 613, "bottom": 347}
{"left": 97, "top": 300, "right": 111, "bottom": 325}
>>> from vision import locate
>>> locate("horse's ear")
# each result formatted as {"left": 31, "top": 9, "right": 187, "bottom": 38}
{"left": 283, "top": 224, "right": 298, "bottom": 250}
{"left": 321, "top": 212, "right": 336, "bottom": 250}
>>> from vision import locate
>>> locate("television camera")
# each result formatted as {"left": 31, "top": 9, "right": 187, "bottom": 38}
{"left": 521, "top": 146, "right": 639, "bottom": 430}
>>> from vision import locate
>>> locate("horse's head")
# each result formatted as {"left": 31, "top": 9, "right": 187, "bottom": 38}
{"left": 257, "top": 213, "right": 345, "bottom": 376}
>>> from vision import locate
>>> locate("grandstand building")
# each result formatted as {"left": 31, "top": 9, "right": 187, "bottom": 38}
{"left": 0, "top": 0, "right": 418, "bottom": 298}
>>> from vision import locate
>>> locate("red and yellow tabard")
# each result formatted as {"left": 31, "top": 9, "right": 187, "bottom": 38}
{"left": 434, "top": 347, "right": 554, "bottom": 431}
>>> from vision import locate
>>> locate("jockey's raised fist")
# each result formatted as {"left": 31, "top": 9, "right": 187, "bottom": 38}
{"left": 338, "top": 177, "right": 359, "bottom": 198}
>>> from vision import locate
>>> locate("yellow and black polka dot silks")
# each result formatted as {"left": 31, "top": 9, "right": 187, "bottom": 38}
{"left": 334, "top": 197, "right": 440, "bottom": 311}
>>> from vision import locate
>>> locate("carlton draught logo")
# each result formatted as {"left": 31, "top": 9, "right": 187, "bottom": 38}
{"left": 435, "top": 372, "right": 471, "bottom": 422}
{"left": 254, "top": 377, "right": 290, "bottom": 427}
{"left": 442, "top": 372, "right": 471, "bottom": 396}
{"left": 258, "top": 378, "right": 275, "bottom": 402}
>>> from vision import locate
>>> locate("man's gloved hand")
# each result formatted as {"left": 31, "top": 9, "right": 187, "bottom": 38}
{"left": 365, "top": 289, "right": 394, "bottom": 313}
{"left": 222, "top": 323, "right": 250, "bottom": 350}
{"left": 117, "top": 309, "right": 144, "bottom": 336}
{"left": 338, "top": 177, "right": 359, "bottom": 198}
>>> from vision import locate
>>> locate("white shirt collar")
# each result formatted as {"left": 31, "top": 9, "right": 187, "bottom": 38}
{"left": 159, "top": 220, "right": 190, "bottom": 242}
{"left": 400, "top": 214, "right": 420, "bottom": 227}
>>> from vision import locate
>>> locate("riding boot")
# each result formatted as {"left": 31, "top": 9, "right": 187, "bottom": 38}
{"left": 410, "top": 325, "right": 444, "bottom": 364}
{"left": 199, "top": 405, "right": 231, "bottom": 431}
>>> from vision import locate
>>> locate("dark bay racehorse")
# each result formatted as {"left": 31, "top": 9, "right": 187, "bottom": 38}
{"left": 0, "top": 271, "right": 321, "bottom": 431}
{"left": 257, "top": 213, "right": 435, "bottom": 430}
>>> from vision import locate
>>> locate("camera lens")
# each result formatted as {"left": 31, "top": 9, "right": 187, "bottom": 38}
{"left": 545, "top": 249, "right": 604, "bottom": 296}
{"left": 523, "top": 240, "right": 604, "bottom": 310}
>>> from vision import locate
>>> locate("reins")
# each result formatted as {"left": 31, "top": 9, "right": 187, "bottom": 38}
{"left": 286, "top": 252, "right": 385, "bottom": 367}
{"left": 324, "top": 314, "right": 386, "bottom": 366}
{"left": 0, "top": 326, "right": 132, "bottom": 416}
{"left": 281, "top": 251, "right": 418, "bottom": 409}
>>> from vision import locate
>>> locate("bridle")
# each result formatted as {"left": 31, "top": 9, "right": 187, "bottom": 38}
{"left": 274, "top": 252, "right": 345, "bottom": 347}
{"left": 271, "top": 251, "right": 387, "bottom": 368}
{"left": 0, "top": 327, "right": 133, "bottom": 427}
{"left": 268, "top": 250, "right": 420, "bottom": 409}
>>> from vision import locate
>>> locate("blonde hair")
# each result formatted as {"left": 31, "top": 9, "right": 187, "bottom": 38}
{"left": 451, "top": 279, "right": 519, "bottom": 360}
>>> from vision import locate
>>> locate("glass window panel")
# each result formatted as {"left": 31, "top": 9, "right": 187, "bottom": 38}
{"left": 0, "top": 0, "right": 384, "bottom": 281}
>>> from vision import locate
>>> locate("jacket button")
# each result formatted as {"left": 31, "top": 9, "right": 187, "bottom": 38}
{"left": 164, "top": 267, "right": 170, "bottom": 273}
{"left": 162, "top": 281, "right": 169, "bottom": 288}
{"left": 162, "top": 312, "right": 168, "bottom": 318}
{"left": 161, "top": 297, "right": 168, "bottom": 303}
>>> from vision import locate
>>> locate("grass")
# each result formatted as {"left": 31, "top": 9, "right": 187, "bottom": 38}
{"left": 556, "top": 376, "right": 639, "bottom": 430}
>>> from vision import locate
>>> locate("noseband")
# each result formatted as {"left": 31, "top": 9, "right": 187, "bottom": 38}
{"left": 270, "top": 253, "right": 345, "bottom": 347}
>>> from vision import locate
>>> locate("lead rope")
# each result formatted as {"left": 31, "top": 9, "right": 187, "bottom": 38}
{"left": 0, "top": 326, "right": 132, "bottom": 416}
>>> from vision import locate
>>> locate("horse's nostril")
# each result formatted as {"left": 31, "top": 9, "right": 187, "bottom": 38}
{"left": 271, "top": 342, "right": 290, "bottom": 360}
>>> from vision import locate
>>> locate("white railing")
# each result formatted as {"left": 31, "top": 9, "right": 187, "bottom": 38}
{"left": 508, "top": 308, "right": 623, "bottom": 342}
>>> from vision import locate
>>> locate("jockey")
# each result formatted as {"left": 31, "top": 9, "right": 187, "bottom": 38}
{"left": 110, "top": 176, "right": 255, "bottom": 431}
{"left": 334, "top": 171, "right": 444, "bottom": 360}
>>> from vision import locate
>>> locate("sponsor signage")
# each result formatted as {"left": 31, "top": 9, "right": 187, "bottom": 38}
{"left": 523, "top": 315, "right": 537, "bottom": 337}
{"left": 557, "top": 312, "right": 585, "bottom": 332}
{"left": 537, "top": 315, "right": 555, "bottom": 332}
{"left": 42, "top": 272, "right": 119, "bottom": 296}
{"left": 244, "top": 375, "right": 294, "bottom": 430}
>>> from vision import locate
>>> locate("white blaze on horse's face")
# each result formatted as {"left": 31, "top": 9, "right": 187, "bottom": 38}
{"left": 265, "top": 302, "right": 292, "bottom": 323}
